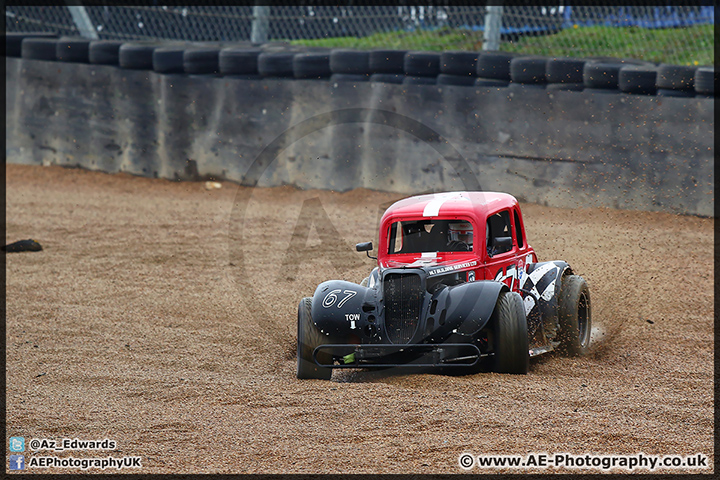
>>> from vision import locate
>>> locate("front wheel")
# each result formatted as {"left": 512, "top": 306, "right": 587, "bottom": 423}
{"left": 297, "top": 297, "right": 332, "bottom": 380}
{"left": 557, "top": 275, "right": 592, "bottom": 356}
{"left": 492, "top": 291, "right": 529, "bottom": 374}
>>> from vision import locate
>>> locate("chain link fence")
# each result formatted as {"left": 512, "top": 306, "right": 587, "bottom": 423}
{"left": 6, "top": 4, "right": 714, "bottom": 64}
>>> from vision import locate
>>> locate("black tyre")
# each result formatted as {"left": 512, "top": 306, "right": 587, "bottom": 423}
{"left": 369, "top": 49, "right": 407, "bottom": 74}
{"left": 694, "top": 67, "right": 715, "bottom": 95}
{"left": 510, "top": 56, "right": 548, "bottom": 84}
{"left": 293, "top": 52, "right": 331, "bottom": 79}
{"left": 184, "top": 47, "right": 220, "bottom": 74}
{"left": 557, "top": 275, "right": 592, "bottom": 356}
{"left": 3, "top": 239, "right": 42, "bottom": 252}
{"left": 370, "top": 73, "right": 404, "bottom": 84}
{"left": 89, "top": 40, "right": 123, "bottom": 65}
{"left": 492, "top": 291, "right": 529, "bottom": 374}
{"left": 618, "top": 65, "right": 657, "bottom": 94}
{"left": 583, "top": 62, "right": 622, "bottom": 89}
{"left": 56, "top": 37, "right": 90, "bottom": 63}
{"left": 297, "top": 297, "right": 332, "bottom": 380}
{"left": 219, "top": 47, "right": 261, "bottom": 75}
{"left": 436, "top": 73, "right": 475, "bottom": 86}
{"left": 476, "top": 51, "right": 516, "bottom": 80}
{"left": 440, "top": 50, "right": 479, "bottom": 76}
{"left": 21, "top": 37, "right": 59, "bottom": 61}
{"left": 657, "top": 63, "right": 695, "bottom": 91}
{"left": 258, "top": 52, "right": 295, "bottom": 77}
{"left": 6, "top": 32, "right": 57, "bottom": 57}
{"left": 152, "top": 47, "right": 185, "bottom": 73}
{"left": 404, "top": 51, "right": 440, "bottom": 76}
{"left": 546, "top": 57, "right": 586, "bottom": 84}
{"left": 119, "top": 43, "right": 157, "bottom": 69}
{"left": 329, "top": 49, "right": 370, "bottom": 74}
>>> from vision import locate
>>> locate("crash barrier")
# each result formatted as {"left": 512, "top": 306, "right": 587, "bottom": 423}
{"left": 5, "top": 35, "right": 715, "bottom": 216}
{"left": 7, "top": 34, "right": 716, "bottom": 96}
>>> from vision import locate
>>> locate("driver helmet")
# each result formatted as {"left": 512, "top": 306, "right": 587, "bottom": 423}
{"left": 448, "top": 221, "right": 473, "bottom": 248}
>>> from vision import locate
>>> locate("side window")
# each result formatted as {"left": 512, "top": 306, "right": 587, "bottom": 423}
{"left": 387, "top": 222, "right": 403, "bottom": 254}
{"left": 514, "top": 210, "right": 524, "bottom": 249}
{"left": 486, "top": 210, "right": 513, "bottom": 256}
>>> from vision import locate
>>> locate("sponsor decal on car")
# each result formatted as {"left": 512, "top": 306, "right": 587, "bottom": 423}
{"left": 427, "top": 260, "right": 478, "bottom": 277}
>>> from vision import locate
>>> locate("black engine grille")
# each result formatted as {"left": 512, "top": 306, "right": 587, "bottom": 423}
{"left": 383, "top": 273, "right": 423, "bottom": 344}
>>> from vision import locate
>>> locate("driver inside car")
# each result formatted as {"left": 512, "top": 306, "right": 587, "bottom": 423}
{"left": 446, "top": 221, "right": 473, "bottom": 251}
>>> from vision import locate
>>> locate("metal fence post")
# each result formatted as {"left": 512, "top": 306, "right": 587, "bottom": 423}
{"left": 483, "top": 5, "right": 503, "bottom": 51}
{"left": 65, "top": 4, "right": 99, "bottom": 39}
{"left": 251, "top": 5, "right": 270, "bottom": 44}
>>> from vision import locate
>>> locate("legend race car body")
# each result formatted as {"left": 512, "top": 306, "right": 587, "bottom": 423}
{"left": 297, "top": 191, "right": 591, "bottom": 379}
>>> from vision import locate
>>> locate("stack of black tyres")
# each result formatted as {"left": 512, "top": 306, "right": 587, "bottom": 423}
{"left": 618, "top": 65, "right": 658, "bottom": 95}
{"left": 656, "top": 64, "right": 696, "bottom": 97}
{"left": 119, "top": 42, "right": 158, "bottom": 70}
{"left": 329, "top": 49, "right": 371, "bottom": 82}
{"left": 475, "top": 51, "right": 514, "bottom": 87}
{"left": 89, "top": 40, "right": 124, "bottom": 65}
{"left": 293, "top": 52, "right": 331, "bottom": 79}
{"left": 583, "top": 61, "right": 626, "bottom": 94}
{"left": 369, "top": 49, "right": 406, "bottom": 84}
{"left": 5, "top": 32, "right": 57, "bottom": 57}
{"left": 152, "top": 46, "right": 186, "bottom": 73}
{"left": 258, "top": 51, "right": 295, "bottom": 77}
{"left": 694, "top": 67, "right": 715, "bottom": 97}
{"left": 56, "top": 37, "right": 90, "bottom": 63}
{"left": 403, "top": 51, "right": 440, "bottom": 85}
{"left": 583, "top": 58, "right": 651, "bottom": 94}
{"left": 21, "top": 37, "right": 60, "bottom": 61}
{"left": 219, "top": 47, "right": 262, "bottom": 78}
{"left": 545, "top": 57, "right": 586, "bottom": 91}
{"left": 11, "top": 37, "right": 716, "bottom": 102}
{"left": 184, "top": 47, "right": 220, "bottom": 75}
{"left": 437, "top": 51, "right": 479, "bottom": 86}
{"left": 509, "top": 56, "right": 548, "bottom": 89}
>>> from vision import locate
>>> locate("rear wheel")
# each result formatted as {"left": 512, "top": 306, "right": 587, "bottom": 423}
{"left": 297, "top": 297, "right": 332, "bottom": 380}
{"left": 492, "top": 291, "right": 529, "bottom": 374}
{"left": 557, "top": 275, "right": 592, "bottom": 356}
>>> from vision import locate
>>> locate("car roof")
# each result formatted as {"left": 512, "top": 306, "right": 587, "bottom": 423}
{"left": 380, "top": 191, "right": 519, "bottom": 224}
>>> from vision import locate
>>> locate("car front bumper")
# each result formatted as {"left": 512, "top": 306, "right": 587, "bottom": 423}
{"left": 313, "top": 343, "right": 489, "bottom": 368}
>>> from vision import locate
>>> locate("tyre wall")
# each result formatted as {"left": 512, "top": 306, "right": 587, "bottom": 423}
{"left": 6, "top": 56, "right": 714, "bottom": 216}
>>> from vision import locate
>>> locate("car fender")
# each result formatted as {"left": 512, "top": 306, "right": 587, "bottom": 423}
{"left": 427, "top": 280, "right": 508, "bottom": 340}
{"left": 311, "top": 280, "right": 372, "bottom": 339}
{"left": 519, "top": 260, "right": 572, "bottom": 325}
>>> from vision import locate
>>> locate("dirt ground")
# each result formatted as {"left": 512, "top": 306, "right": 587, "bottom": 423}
{"left": 5, "top": 163, "right": 714, "bottom": 474}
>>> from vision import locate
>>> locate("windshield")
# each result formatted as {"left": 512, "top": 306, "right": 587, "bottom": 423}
{"left": 387, "top": 219, "right": 474, "bottom": 254}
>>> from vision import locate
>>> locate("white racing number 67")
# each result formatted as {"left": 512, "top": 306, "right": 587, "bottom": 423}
{"left": 322, "top": 289, "right": 357, "bottom": 308}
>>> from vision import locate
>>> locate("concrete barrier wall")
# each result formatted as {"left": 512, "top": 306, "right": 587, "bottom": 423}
{"left": 6, "top": 57, "right": 714, "bottom": 216}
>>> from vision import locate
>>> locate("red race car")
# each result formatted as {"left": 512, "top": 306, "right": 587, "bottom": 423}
{"left": 297, "top": 191, "right": 591, "bottom": 379}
